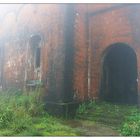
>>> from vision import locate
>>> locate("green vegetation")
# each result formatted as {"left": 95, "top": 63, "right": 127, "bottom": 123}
{"left": 76, "top": 100, "right": 140, "bottom": 136}
{"left": 0, "top": 88, "right": 140, "bottom": 136}
{"left": 120, "top": 112, "right": 140, "bottom": 136}
{"left": 0, "top": 89, "right": 77, "bottom": 136}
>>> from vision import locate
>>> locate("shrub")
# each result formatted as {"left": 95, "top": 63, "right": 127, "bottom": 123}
{"left": 0, "top": 88, "right": 44, "bottom": 133}
{"left": 0, "top": 107, "right": 14, "bottom": 128}
{"left": 120, "top": 112, "right": 140, "bottom": 136}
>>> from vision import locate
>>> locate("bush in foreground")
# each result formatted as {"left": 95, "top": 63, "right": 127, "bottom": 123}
{"left": 120, "top": 112, "right": 140, "bottom": 136}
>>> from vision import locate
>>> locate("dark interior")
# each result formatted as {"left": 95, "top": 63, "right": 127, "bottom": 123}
{"left": 100, "top": 43, "right": 138, "bottom": 104}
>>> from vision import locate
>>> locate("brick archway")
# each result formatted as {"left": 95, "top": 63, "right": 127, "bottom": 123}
{"left": 100, "top": 43, "right": 138, "bottom": 104}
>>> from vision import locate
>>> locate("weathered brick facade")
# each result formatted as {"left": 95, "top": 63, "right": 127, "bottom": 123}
{"left": 0, "top": 4, "right": 140, "bottom": 114}
{"left": 0, "top": 4, "right": 67, "bottom": 100}
{"left": 73, "top": 4, "right": 140, "bottom": 104}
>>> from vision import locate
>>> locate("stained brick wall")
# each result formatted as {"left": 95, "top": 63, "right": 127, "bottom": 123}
{"left": 73, "top": 4, "right": 89, "bottom": 101}
{"left": 73, "top": 4, "right": 140, "bottom": 103}
{"left": 0, "top": 4, "right": 67, "bottom": 102}
{"left": 1, "top": 4, "right": 140, "bottom": 104}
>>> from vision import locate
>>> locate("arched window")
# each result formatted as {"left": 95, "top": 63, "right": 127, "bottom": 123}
{"left": 35, "top": 47, "right": 40, "bottom": 68}
{"left": 29, "top": 34, "right": 41, "bottom": 69}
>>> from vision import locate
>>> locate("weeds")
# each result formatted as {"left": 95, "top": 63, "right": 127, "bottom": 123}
{"left": 1, "top": 88, "right": 140, "bottom": 136}
{"left": 76, "top": 100, "right": 140, "bottom": 135}
{"left": 76, "top": 100, "right": 96, "bottom": 114}
{"left": 0, "top": 89, "right": 78, "bottom": 136}
{"left": 120, "top": 111, "right": 140, "bottom": 136}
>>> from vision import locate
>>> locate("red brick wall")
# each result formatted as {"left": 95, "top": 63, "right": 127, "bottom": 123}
{"left": 0, "top": 4, "right": 67, "bottom": 101}
{"left": 88, "top": 5, "right": 134, "bottom": 99}
{"left": 73, "top": 4, "right": 89, "bottom": 101}
{"left": 1, "top": 4, "right": 140, "bottom": 103}
{"left": 73, "top": 4, "right": 140, "bottom": 102}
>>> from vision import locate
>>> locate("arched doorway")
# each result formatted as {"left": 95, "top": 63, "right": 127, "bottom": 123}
{"left": 100, "top": 43, "right": 138, "bottom": 104}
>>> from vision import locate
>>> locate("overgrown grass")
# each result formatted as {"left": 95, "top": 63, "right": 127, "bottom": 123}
{"left": 120, "top": 111, "right": 140, "bottom": 136}
{"left": 1, "top": 89, "right": 140, "bottom": 136}
{"left": 0, "top": 89, "right": 77, "bottom": 136}
{"left": 76, "top": 100, "right": 140, "bottom": 136}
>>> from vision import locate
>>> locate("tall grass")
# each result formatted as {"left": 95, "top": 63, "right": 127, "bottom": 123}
{"left": 0, "top": 88, "right": 77, "bottom": 136}
{"left": 0, "top": 88, "right": 44, "bottom": 132}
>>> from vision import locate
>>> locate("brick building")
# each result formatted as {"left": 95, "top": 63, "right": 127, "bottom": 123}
{"left": 0, "top": 4, "right": 140, "bottom": 114}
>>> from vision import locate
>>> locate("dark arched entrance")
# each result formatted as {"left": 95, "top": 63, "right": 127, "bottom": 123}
{"left": 100, "top": 43, "right": 138, "bottom": 104}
